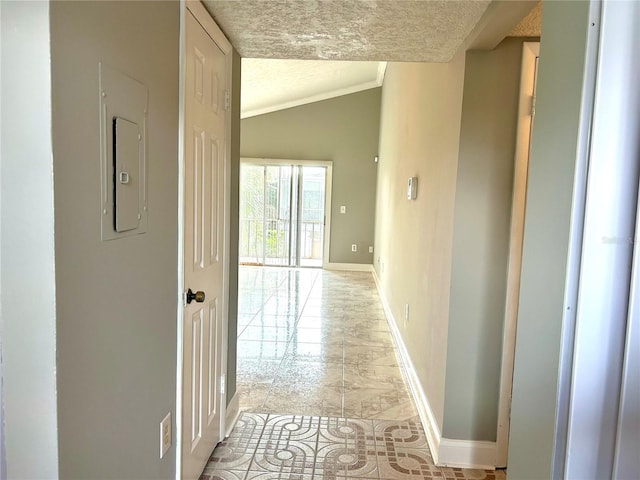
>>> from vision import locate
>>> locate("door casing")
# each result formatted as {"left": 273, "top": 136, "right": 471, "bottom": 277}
{"left": 495, "top": 41, "right": 539, "bottom": 467}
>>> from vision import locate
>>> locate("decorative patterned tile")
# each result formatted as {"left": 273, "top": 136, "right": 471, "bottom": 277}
{"left": 245, "top": 472, "right": 313, "bottom": 480}
{"left": 377, "top": 448, "right": 443, "bottom": 479}
{"left": 314, "top": 442, "right": 380, "bottom": 478}
{"left": 440, "top": 468, "right": 506, "bottom": 480}
{"left": 251, "top": 439, "right": 316, "bottom": 475}
{"left": 200, "top": 470, "right": 246, "bottom": 480}
{"left": 373, "top": 418, "right": 428, "bottom": 450}
{"left": 318, "top": 417, "right": 376, "bottom": 446}
{"left": 262, "top": 415, "right": 320, "bottom": 443}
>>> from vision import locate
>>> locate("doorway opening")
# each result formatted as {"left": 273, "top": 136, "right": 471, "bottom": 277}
{"left": 239, "top": 159, "right": 332, "bottom": 268}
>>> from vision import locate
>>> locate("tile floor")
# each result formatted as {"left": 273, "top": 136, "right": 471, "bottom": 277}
{"left": 201, "top": 267, "right": 506, "bottom": 479}
{"left": 234, "top": 267, "right": 416, "bottom": 419}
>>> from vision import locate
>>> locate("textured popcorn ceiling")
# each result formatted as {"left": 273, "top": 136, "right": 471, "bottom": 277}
{"left": 203, "top": 0, "right": 492, "bottom": 62}
{"left": 509, "top": 1, "right": 542, "bottom": 37}
{"left": 241, "top": 59, "right": 383, "bottom": 117}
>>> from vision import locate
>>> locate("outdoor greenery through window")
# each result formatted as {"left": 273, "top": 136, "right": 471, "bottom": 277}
{"left": 239, "top": 163, "right": 326, "bottom": 267}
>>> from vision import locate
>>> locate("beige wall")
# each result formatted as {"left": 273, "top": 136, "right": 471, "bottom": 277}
{"left": 241, "top": 88, "right": 381, "bottom": 264}
{"left": 443, "top": 38, "right": 535, "bottom": 442}
{"left": 374, "top": 56, "right": 466, "bottom": 428}
{"left": 50, "top": 2, "right": 179, "bottom": 477}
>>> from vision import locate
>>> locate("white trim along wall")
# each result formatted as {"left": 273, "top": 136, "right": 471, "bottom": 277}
{"left": 373, "top": 270, "right": 498, "bottom": 470}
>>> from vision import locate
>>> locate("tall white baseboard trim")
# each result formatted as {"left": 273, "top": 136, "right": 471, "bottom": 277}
{"left": 372, "top": 269, "right": 443, "bottom": 464}
{"left": 324, "top": 262, "right": 373, "bottom": 272}
{"left": 224, "top": 392, "right": 241, "bottom": 438}
{"left": 438, "top": 438, "right": 497, "bottom": 470}
{"left": 372, "top": 269, "right": 497, "bottom": 470}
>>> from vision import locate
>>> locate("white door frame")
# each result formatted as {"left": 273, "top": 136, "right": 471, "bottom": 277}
{"left": 176, "top": 1, "right": 232, "bottom": 478}
{"left": 240, "top": 157, "right": 333, "bottom": 268}
{"left": 495, "top": 41, "right": 539, "bottom": 467}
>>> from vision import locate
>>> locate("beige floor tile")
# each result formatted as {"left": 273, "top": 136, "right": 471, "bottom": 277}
{"left": 249, "top": 314, "right": 299, "bottom": 328}
{"left": 343, "top": 387, "right": 413, "bottom": 420}
{"left": 344, "top": 330, "right": 396, "bottom": 348}
{"left": 239, "top": 325, "right": 296, "bottom": 342}
{"left": 283, "top": 341, "right": 343, "bottom": 364}
{"left": 273, "top": 361, "right": 344, "bottom": 389}
{"left": 237, "top": 382, "right": 271, "bottom": 412}
{"left": 262, "top": 388, "right": 343, "bottom": 417}
{"left": 237, "top": 359, "right": 282, "bottom": 384}
{"left": 343, "top": 364, "right": 407, "bottom": 390}
{"left": 343, "top": 345, "right": 400, "bottom": 366}
{"left": 237, "top": 339, "right": 289, "bottom": 361}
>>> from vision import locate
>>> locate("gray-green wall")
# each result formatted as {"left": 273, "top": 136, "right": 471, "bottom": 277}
{"left": 50, "top": 2, "right": 179, "bottom": 477}
{"left": 240, "top": 88, "right": 381, "bottom": 264}
{"left": 508, "top": 1, "right": 592, "bottom": 477}
{"left": 443, "top": 38, "right": 534, "bottom": 442}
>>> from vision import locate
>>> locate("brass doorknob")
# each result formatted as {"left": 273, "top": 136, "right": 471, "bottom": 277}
{"left": 186, "top": 288, "right": 206, "bottom": 304}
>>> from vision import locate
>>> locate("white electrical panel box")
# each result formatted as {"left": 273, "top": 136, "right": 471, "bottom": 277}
{"left": 407, "top": 177, "right": 418, "bottom": 200}
{"left": 99, "top": 64, "right": 148, "bottom": 240}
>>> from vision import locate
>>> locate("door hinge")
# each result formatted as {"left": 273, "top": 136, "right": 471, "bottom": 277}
{"left": 220, "top": 374, "right": 226, "bottom": 395}
{"left": 224, "top": 90, "right": 230, "bottom": 111}
{"left": 530, "top": 94, "right": 536, "bottom": 117}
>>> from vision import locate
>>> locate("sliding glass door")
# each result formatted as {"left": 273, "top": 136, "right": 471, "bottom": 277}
{"left": 239, "top": 162, "right": 327, "bottom": 267}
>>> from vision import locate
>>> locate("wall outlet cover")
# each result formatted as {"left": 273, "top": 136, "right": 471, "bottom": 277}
{"left": 160, "top": 412, "right": 171, "bottom": 458}
{"left": 351, "top": 244, "right": 357, "bottom": 252}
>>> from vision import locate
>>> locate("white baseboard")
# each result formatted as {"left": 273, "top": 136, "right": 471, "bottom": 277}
{"left": 438, "top": 438, "right": 496, "bottom": 470}
{"left": 372, "top": 269, "right": 497, "bottom": 470}
{"left": 324, "top": 262, "right": 373, "bottom": 272}
{"left": 224, "top": 392, "right": 241, "bottom": 438}
{"left": 372, "top": 269, "right": 443, "bottom": 464}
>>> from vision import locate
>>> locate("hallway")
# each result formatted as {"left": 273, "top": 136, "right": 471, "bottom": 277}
{"left": 200, "top": 267, "right": 505, "bottom": 479}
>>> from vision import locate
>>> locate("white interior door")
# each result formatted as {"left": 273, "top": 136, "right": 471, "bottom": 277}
{"left": 182, "top": 5, "right": 230, "bottom": 479}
